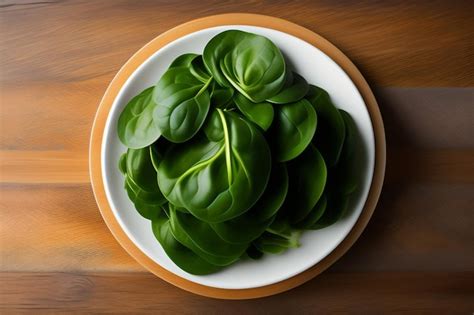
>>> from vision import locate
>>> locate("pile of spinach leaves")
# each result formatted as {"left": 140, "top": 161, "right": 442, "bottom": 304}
{"left": 117, "top": 30, "right": 360, "bottom": 275}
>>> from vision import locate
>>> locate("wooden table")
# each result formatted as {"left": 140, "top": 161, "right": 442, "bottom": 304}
{"left": 1, "top": 1, "right": 473, "bottom": 313}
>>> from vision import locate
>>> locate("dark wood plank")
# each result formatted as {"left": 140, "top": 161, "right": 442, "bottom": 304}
{"left": 332, "top": 182, "right": 474, "bottom": 272}
{"left": 377, "top": 88, "right": 474, "bottom": 149}
{"left": 1, "top": 272, "right": 473, "bottom": 313}
{"left": 1, "top": 1, "right": 472, "bottom": 87}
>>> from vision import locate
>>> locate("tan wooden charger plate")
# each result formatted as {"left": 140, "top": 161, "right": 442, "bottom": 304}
{"left": 89, "top": 13, "right": 386, "bottom": 299}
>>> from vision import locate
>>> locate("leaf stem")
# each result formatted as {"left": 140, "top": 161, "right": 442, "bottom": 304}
{"left": 196, "top": 77, "right": 213, "bottom": 98}
{"left": 216, "top": 108, "right": 232, "bottom": 184}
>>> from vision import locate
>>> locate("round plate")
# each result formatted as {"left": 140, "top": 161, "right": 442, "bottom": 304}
{"left": 90, "top": 14, "right": 385, "bottom": 299}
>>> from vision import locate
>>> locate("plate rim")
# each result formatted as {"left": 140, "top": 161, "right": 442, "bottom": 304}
{"left": 89, "top": 13, "right": 386, "bottom": 299}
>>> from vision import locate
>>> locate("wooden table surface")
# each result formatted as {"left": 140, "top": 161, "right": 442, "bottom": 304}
{"left": 1, "top": 1, "right": 473, "bottom": 313}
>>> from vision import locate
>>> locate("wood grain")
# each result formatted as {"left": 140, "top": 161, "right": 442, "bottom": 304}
{"left": 1, "top": 1, "right": 473, "bottom": 87}
{"left": 0, "top": 184, "right": 140, "bottom": 271}
{"left": 1, "top": 272, "right": 473, "bottom": 313}
{"left": 1, "top": 0, "right": 473, "bottom": 310}
{"left": 2, "top": 180, "right": 473, "bottom": 272}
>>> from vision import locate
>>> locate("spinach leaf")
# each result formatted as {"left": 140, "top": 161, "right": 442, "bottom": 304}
{"left": 133, "top": 199, "right": 163, "bottom": 220}
{"left": 124, "top": 180, "right": 162, "bottom": 220}
{"left": 125, "top": 174, "right": 164, "bottom": 205}
{"left": 203, "top": 30, "right": 247, "bottom": 87}
{"left": 119, "top": 149, "right": 165, "bottom": 219}
{"left": 117, "top": 54, "right": 202, "bottom": 148}
{"left": 189, "top": 55, "right": 211, "bottom": 83}
{"left": 267, "top": 71, "right": 309, "bottom": 104}
{"left": 311, "top": 193, "right": 350, "bottom": 230}
{"left": 126, "top": 147, "right": 160, "bottom": 192}
{"left": 257, "top": 211, "right": 302, "bottom": 254}
{"left": 210, "top": 81, "right": 234, "bottom": 108}
{"left": 168, "top": 204, "right": 248, "bottom": 266}
{"left": 310, "top": 110, "right": 359, "bottom": 229}
{"left": 149, "top": 145, "right": 161, "bottom": 172}
{"left": 149, "top": 137, "right": 173, "bottom": 172}
{"left": 210, "top": 163, "right": 288, "bottom": 244}
{"left": 153, "top": 66, "right": 211, "bottom": 143}
{"left": 336, "top": 110, "right": 359, "bottom": 195}
{"left": 169, "top": 53, "right": 199, "bottom": 68}
{"left": 292, "top": 194, "right": 327, "bottom": 229}
{"left": 125, "top": 148, "right": 166, "bottom": 205}
{"left": 270, "top": 98, "right": 317, "bottom": 162}
{"left": 204, "top": 30, "right": 286, "bottom": 102}
{"left": 117, "top": 87, "right": 161, "bottom": 149}
{"left": 118, "top": 153, "right": 127, "bottom": 174}
{"left": 157, "top": 109, "right": 271, "bottom": 223}
{"left": 306, "top": 85, "right": 345, "bottom": 166}
{"left": 234, "top": 92, "right": 274, "bottom": 131}
{"left": 283, "top": 144, "right": 327, "bottom": 223}
{"left": 151, "top": 209, "right": 222, "bottom": 275}
{"left": 253, "top": 230, "right": 301, "bottom": 254}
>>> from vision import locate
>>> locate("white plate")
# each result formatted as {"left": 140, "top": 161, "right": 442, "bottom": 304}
{"left": 101, "top": 25, "right": 374, "bottom": 290}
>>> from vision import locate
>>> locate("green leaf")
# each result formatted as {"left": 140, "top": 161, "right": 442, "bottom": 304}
{"left": 117, "top": 54, "right": 201, "bottom": 148}
{"left": 117, "top": 87, "right": 161, "bottom": 149}
{"left": 149, "top": 145, "right": 161, "bottom": 172}
{"left": 157, "top": 109, "right": 271, "bottom": 223}
{"left": 306, "top": 85, "right": 345, "bottom": 166}
{"left": 282, "top": 144, "right": 327, "bottom": 224}
{"left": 270, "top": 98, "right": 317, "bottom": 162}
{"left": 133, "top": 199, "right": 163, "bottom": 220}
{"left": 169, "top": 53, "right": 199, "bottom": 68}
{"left": 125, "top": 175, "right": 165, "bottom": 205}
{"left": 151, "top": 209, "right": 222, "bottom": 275}
{"left": 210, "top": 163, "right": 289, "bottom": 244}
{"left": 149, "top": 137, "right": 172, "bottom": 172}
{"left": 253, "top": 230, "right": 301, "bottom": 255}
{"left": 292, "top": 194, "right": 327, "bottom": 229}
{"left": 168, "top": 205, "right": 248, "bottom": 266}
{"left": 267, "top": 71, "right": 309, "bottom": 104}
{"left": 125, "top": 147, "right": 166, "bottom": 205}
{"left": 118, "top": 153, "right": 127, "bottom": 175}
{"left": 189, "top": 55, "right": 211, "bottom": 83}
{"left": 335, "top": 110, "right": 359, "bottom": 195}
{"left": 234, "top": 92, "right": 274, "bottom": 130}
{"left": 124, "top": 181, "right": 162, "bottom": 220}
{"left": 309, "top": 110, "right": 359, "bottom": 229}
{"left": 311, "top": 193, "right": 350, "bottom": 230}
{"left": 126, "top": 147, "right": 159, "bottom": 192}
{"left": 210, "top": 81, "right": 234, "bottom": 108}
{"left": 122, "top": 151, "right": 164, "bottom": 220}
{"left": 203, "top": 30, "right": 247, "bottom": 87}
{"left": 153, "top": 66, "right": 211, "bottom": 143}
{"left": 204, "top": 30, "right": 286, "bottom": 102}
